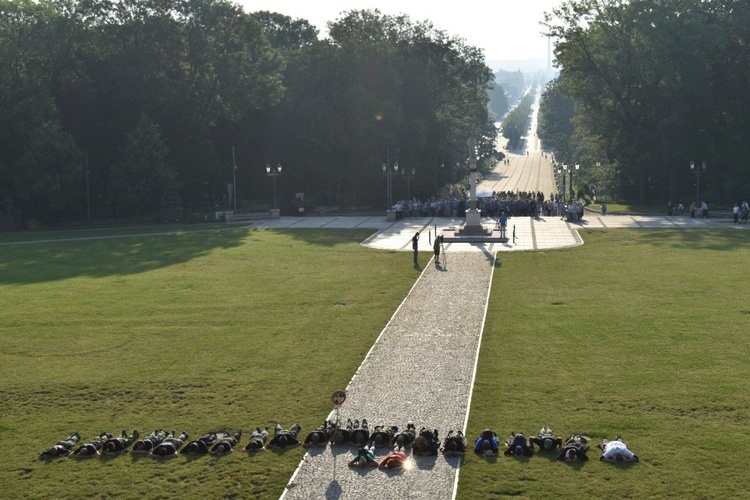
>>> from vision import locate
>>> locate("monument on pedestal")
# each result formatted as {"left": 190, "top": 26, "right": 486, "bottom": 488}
{"left": 459, "top": 136, "right": 491, "bottom": 236}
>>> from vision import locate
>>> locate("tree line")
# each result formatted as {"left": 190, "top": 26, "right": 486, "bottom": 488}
{"left": 538, "top": 0, "right": 750, "bottom": 206}
{"left": 0, "top": 0, "right": 497, "bottom": 224}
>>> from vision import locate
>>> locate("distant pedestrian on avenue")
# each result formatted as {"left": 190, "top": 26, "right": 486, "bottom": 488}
{"left": 411, "top": 232, "right": 420, "bottom": 266}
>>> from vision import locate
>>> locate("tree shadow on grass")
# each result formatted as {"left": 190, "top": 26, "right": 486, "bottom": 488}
{"left": 0, "top": 227, "right": 377, "bottom": 284}
{"left": 0, "top": 229, "right": 247, "bottom": 284}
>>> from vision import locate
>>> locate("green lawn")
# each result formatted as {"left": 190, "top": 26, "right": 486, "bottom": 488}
{"left": 3, "top": 225, "right": 749, "bottom": 498}
{"left": 0, "top": 227, "right": 420, "bottom": 498}
{"left": 459, "top": 229, "right": 750, "bottom": 498}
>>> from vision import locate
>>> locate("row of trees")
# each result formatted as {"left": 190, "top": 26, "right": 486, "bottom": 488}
{"left": 501, "top": 92, "right": 535, "bottom": 148}
{"left": 0, "top": 0, "right": 497, "bottom": 223}
{"left": 538, "top": 0, "right": 750, "bottom": 205}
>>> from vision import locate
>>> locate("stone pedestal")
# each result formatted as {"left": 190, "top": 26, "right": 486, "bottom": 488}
{"left": 270, "top": 208, "right": 281, "bottom": 218}
{"left": 465, "top": 208, "right": 481, "bottom": 228}
{"left": 386, "top": 209, "right": 397, "bottom": 222}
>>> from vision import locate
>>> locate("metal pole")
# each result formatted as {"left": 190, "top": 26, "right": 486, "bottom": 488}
{"left": 232, "top": 146, "right": 237, "bottom": 211}
{"left": 569, "top": 169, "right": 573, "bottom": 201}
{"left": 388, "top": 170, "right": 392, "bottom": 208}
{"left": 85, "top": 150, "right": 90, "bottom": 223}
{"left": 273, "top": 176, "right": 277, "bottom": 209}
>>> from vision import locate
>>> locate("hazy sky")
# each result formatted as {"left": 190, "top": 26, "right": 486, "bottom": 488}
{"left": 236, "top": 0, "right": 562, "bottom": 63}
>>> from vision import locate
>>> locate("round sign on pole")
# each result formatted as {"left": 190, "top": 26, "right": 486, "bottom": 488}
{"left": 331, "top": 390, "right": 347, "bottom": 407}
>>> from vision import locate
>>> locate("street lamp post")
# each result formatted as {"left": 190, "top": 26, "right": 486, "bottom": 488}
{"left": 265, "top": 163, "right": 282, "bottom": 212}
{"left": 381, "top": 161, "right": 399, "bottom": 210}
{"left": 596, "top": 161, "right": 603, "bottom": 202}
{"left": 570, "top": 164, "right": 579, "bottom": 201}
{"left": 690, "top": 160, "right": 707, "bottom": 206}
{"left": 402, "top": 167, "right": 415, "bottom": 201}
{"left": 562, "top": 164, "right": 568, "bottom": 202}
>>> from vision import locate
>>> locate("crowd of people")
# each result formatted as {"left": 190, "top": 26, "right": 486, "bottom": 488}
{"left": 391, "top": 191, "right": 585, "bottom": 222}
{"left": 40, "top": 421, "right": 638, "bottom": 468}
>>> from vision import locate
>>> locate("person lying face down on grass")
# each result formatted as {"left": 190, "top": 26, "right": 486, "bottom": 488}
{"left": 504, "top": 432, "right": 534, "bottom": 457}
{"left": 303, "top": 421, "right": 334, "bottom": 448}
{"left": 69, "top": 433, "right": 111, "bottom": 458}
{"left": 267, "top": 423, "right": 301, "bottom": 449}
{"left": 412, "top": 428, "right": 440, "bottom": 456}
{"left": 211, "top": 430, "right": 242, "bottom": 455}
{"left": 39, "top": 432, "right": 80, "bottom": 459}
{"left": 131, "top": 430, "right": 168, "bottom": 454}
{"left": 181, "top": 432, "right": 224, "bottom": 454}
{"left": 348, "top": 444, "right": 378, "bottom": 468}
{"left": 474, "top": 429, "right": 499, "bottom": 456}
{"left": 244, "top": 427, "right": 269, "bottom": 451}
{"left": 102, "top": 430, "right": 139, "bottom": 455}
{"left": 442, "top": 430, "right": 468, "bottom": 457}
{"left": 148, "top": 430, "right": 189, "bottom": 458}
{"left": 529, "top": 426, "right": 563, "bottom": 452}
{"left": 557, "top": 434, "right": 590, "bottom": 462}
{"left": 598, "top": 435, "right": 639, "bottom": 463}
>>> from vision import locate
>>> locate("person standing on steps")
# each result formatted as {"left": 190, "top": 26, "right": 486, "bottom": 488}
{"left": 411, "top": 232, "right": 420, "bottom": 266}
{"left": 499, "top": 212, "right": 508, "bottom": 239}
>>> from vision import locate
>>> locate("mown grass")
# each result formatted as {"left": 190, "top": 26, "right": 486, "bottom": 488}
{"left": 459, "top": 228, "right": 750, "bottom": 498}
{"left": 0, "top": 227, "right": 421, "bottom": 499}
{"left": 4, "top": 224, "right": 750, "bottom": 498}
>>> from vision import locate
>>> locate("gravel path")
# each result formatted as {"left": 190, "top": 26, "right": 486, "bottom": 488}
{"left": 281, "top": 251, "right": 495, "bottom": 499}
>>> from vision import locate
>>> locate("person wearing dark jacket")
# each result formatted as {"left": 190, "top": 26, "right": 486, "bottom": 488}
{"left": 39, "top": 432, "right": 80, "bottom": 458}
{"left": 557, "top": 434, "right": 590, "bottom": 462}
{"left": 504, "top": 432, "right": 534, "bottom": 457}
{"left": 149, "top": 430, "right": 189, "bottom": 458}
{"left": 267, "top": 423, "right": 301, "bottom": 449}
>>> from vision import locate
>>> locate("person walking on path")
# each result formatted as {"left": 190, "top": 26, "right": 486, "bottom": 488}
{"left": 411, "top": 232, "right": 420, "bottom": 266}
{"left": 433, "top": 235, "right": 443, "bottom": 267}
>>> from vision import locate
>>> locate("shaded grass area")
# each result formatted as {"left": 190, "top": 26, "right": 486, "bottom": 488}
{"left": 459, "top": 229, "right": 750, "bottom": 498}
{"left": 0, "top": 228, "right": 421, "bottom": 499}
{"left": 0, "top": 222, "right": 230, "bottom": 243}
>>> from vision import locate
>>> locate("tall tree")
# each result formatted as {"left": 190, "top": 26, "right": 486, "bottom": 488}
{"left": 108, "top": 113, "right": 174, "bottom": 215}
{"left": 544, "top": 0, "right": 732, "bottom": 202}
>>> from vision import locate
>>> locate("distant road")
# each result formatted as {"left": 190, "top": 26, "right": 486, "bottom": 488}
{"left": 478, "top": 86, "right": 557, "bottom": 197}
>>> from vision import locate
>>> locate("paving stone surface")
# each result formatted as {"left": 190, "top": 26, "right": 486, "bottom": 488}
{"left": 281, "top": 251, "right": 494, "bottom": 500}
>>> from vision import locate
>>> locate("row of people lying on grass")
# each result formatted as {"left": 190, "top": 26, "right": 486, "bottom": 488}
{"left": 306, "top": 419, "right": 461, "bottom": 456}
{"left": 348, "top": 428, "right": 468, "bottom": 468}
{"left": 39, "top": 424, "right": 303, "bottom": 459}
{"left": 473, "top": 426, "right": 639, "bottom": 463}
